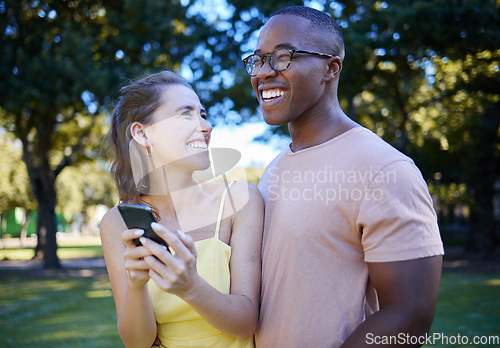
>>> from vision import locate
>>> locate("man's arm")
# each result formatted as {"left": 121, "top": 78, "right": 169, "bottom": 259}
{"left": 341, "top": 255, "right": 442, "bottom": 347}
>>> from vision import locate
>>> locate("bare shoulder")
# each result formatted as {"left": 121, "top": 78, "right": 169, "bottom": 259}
{"left": 224, "top": 181, "right": 263, "bottom": 226}
{"left": 229, "top": 180, "right": 262, "bottom": 196}
{"left": 100, "top": 205, "right": 126, "bottom": 236}
{"left": 225, "top": 181, "right": 263, "bottom": 251}
{"left": 227, "top": 180, "right": 263, "bottom": 209}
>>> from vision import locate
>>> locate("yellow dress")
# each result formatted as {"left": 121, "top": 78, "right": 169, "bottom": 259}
{"left": 148, "top": 182, "right": 255, "bottom": 348}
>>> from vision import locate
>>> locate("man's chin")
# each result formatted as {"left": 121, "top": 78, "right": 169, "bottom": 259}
{"left": 262, "top": 113, "right": 287, "bottom": 126}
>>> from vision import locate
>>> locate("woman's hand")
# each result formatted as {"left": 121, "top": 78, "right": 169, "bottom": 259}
{"left": 139, "top": 222, "right": 202, "bottom": 299}
{"left": 121, "top": 229, "right": 154, "bottom": 288}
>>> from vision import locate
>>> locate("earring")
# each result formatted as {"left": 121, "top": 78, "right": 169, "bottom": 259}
{"left": 146, "top": 144, "right": 153, "bottom": 157}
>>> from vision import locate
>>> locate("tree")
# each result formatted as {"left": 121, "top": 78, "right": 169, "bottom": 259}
{"left": 0, "top": 0, "right": 219, "bottom": 268}
{"left": 350, "top": 0, "right": 500, "bottom": 252}
{"left": 0, "top": 129, "right": 36, "bottom": 243}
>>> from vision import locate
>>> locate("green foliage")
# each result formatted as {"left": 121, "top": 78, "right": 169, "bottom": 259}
{"left": 0, "top": 0, "right": 224, "bottom": 267}
{"left": 56, "top": 161, "right": 118, "bottom": 219}
{"left": 0, "top": 132, "right": 35, "bottom": 212}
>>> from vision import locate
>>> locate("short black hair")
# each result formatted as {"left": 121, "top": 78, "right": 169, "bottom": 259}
{"left": 269, "top": 6, "right": 344, "bottom": 57}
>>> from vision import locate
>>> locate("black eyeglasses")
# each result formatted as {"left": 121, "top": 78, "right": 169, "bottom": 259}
{"left": 242, "top": 48, "right": 335, "bottom": 76}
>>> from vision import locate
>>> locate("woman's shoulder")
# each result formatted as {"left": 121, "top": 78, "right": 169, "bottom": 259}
{"left": 100, "top": 205, "right": 126, "bottom": 234}
{"left": 222, "top": 180, "right": 262, "bottom": 202}
{"left": 225, "top": 180, "right": 263, "bottom": 216}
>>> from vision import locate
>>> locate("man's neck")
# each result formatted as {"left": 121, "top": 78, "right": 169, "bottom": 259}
{"left": 288, "top": 106, "right": 359, "bottom": 152}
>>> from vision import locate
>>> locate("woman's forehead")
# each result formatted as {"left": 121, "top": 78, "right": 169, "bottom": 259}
{"left": 160, "top": 84, "right": 201, "bottom": 110}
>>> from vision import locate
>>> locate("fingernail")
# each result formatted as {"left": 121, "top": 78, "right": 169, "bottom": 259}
{"left": 134, "top": 230, "right": 144, "bottom": 236}
{"left": 151, "top": 222, "right": 160, "bottom": 229}
{"left": 139, "top": 237, "right": 147, "bottom": 244}
{"left": 177, "top": 229, "right": 185, "bottom": 236}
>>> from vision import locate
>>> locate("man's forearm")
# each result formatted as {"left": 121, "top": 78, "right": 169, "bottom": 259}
{"left": 341, "top": 305, "right": 434, "bottom": 347}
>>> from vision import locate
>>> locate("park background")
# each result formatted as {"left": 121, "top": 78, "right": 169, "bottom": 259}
{"left": 1, "top": 0, "right": 499, "bottom": 346}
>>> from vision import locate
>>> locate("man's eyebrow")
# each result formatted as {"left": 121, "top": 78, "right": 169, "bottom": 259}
{"left": 255, "top": 43, "right": 295, "bottom": 54}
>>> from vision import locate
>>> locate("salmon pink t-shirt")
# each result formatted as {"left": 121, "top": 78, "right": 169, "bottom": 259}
{"left": 256, "top": 127, "right": 444, "bottom": 348}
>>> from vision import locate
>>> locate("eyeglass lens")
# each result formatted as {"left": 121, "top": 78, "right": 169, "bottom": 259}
{"left": 245, "top": 49, "right": 292, "bottom": 76}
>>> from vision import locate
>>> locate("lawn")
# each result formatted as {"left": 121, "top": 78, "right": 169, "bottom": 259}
{"left": 424, "top": 271, "right": 500, "bottom": 347}
{"left": 0, "top": 236, "right": 122, "bottom": 347}
{"left": 0, "top": 273, "right": 122, "bottom": 347}
{"left": 0, "top": 235, "right": 104, "bottom": 261}
{"left": 1, "top": 239, "right": 499, "bottom": 347}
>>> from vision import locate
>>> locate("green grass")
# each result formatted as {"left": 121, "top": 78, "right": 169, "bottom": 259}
{"left": 0, "top": 273, "right": 123, "bottom": 347}
{"left": 1, "top": 238, "right": 499, "bottom": 347}
{"left": 0, "top": 236, "right": 103, "bottom": 261}
{"left": 423, "top": 271, "right": 500, "bottom": 347}
{"left": 1, "top": 270, "right": 498, "bottom": 347}
{"left": 0, "top": 245, "right": 104, "bottom": 260}
{"left": 0, "top": 237, "right": 121, "bottom": 347}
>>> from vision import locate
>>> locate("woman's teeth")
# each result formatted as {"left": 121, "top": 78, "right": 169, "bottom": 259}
{"left": 187, "top": 141, "right": 207, "bottom": 149}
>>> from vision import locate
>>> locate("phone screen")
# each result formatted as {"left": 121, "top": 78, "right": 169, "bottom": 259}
{"left": 117, "top": 203, "right": 169, "bottom": 249}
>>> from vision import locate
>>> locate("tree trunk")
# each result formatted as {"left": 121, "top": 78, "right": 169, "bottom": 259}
{"left": 34, "top": 192, "right": 60, "bottom": 268}
{"left": 32, "top": 174, "right": 61, "bottom": 269}
{"left": 25, "top": 148, "right": 61, "bottom": 269}
{"left": 20, "top": 111, "right": 95, "bottom": 269}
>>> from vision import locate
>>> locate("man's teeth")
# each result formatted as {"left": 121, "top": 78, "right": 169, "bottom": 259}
{"left": 262, "top": 89, "right": 285, "bottom": 100}
{"left": 187, "top": 141, "right": 207, "bottom": 149}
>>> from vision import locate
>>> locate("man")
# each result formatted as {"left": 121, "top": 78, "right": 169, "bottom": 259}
{"left": 242, "top": 6, "right": 444, "bottom": 347}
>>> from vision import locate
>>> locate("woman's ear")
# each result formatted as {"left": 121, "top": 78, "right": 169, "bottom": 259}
{"left": 322, "top": 56, "right": 342, "bottom": 83}
{"left": 130, "top": 122, "right": 150, "bottom": 147}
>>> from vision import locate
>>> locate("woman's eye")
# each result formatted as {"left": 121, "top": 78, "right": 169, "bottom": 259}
{"left": 179, "top": 110, "right": 206, "bottom": 120}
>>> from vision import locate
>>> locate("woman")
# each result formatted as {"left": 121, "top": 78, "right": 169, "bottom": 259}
{"left": 100, "top": 70, "right": 263, "bottom": 348}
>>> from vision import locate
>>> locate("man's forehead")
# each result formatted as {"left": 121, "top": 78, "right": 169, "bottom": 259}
{"left": 262, "top": 14, "right": 310, "bottom": 34}
{"left": 256, "top": 14, "right": 311, "bottom": 51}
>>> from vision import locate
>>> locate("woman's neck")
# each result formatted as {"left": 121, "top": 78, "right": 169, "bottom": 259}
{"left": 143, "top": 165, "right": 208, "bottom": 229}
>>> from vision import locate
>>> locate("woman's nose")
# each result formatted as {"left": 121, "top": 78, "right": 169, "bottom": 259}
{"left": 198, "top": 117, "right": 212, "bottom": 145}
{"left": 197, "top": 115, "right": 212, "bottom": 136}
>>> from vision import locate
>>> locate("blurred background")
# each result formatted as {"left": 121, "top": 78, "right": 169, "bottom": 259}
{"left": 0, "top": 0, "right": 499, "bottom": 346}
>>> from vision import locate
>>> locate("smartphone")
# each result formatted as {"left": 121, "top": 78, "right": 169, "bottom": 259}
{"left": 117, "top": 203, "right": 169, "bottom": 249}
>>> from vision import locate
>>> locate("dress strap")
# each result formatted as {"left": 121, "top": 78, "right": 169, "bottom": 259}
{"left": 214, "top": 180, "right": 236, "bottom": 239}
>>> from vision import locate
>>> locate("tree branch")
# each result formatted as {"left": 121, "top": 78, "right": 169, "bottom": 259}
{"left": 54, "top": 113, "right": 100, "bottom": 178}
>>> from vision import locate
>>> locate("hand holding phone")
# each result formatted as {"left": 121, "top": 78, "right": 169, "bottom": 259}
{"left": 117, "top": 203, "right": 169, "bottom": 250}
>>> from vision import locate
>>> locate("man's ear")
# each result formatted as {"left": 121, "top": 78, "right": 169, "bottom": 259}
{"left": 323, "top": 56, "right": 342, "bottom": 83}
{"left": 130, "top": 122, "right": 150, "bottom": 147}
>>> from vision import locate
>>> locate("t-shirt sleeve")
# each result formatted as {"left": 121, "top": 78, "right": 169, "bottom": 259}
{"left": 357, "top": 159, "right": 444, "bottom": 262}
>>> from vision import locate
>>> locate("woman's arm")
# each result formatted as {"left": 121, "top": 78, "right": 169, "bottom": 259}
{"left": 99, "top": 207, "right": 158, "bottom": 348}
{"left": 141, "top": 182, "right": 264, "bottom": 340}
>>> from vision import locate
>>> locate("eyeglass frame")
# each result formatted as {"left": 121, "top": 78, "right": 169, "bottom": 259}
{"left": 242, "top": 48, "right": 336, "bottom": 77}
